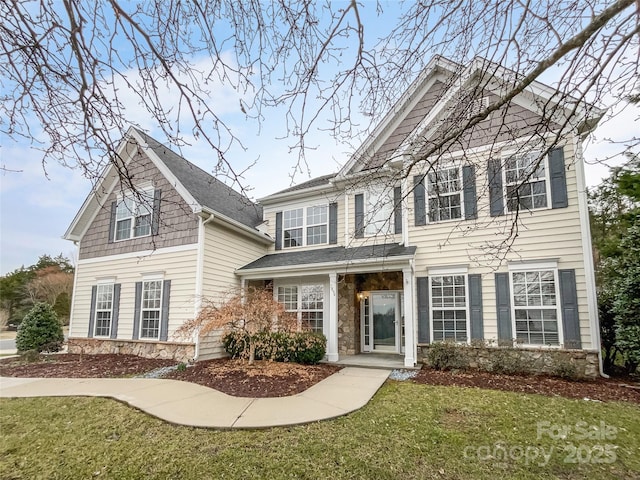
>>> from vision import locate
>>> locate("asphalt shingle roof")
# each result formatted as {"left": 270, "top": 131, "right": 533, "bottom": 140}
{"left": 266, "top": 173, "right": 336, "bottom": 197}
{"left": 135, "top": 129, "right": 263, "bottom": 229}
{"left": 238, "top": 243, "right": 417, "bottom": 270}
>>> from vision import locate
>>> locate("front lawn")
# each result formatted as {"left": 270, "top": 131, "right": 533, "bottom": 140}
{"left": 1, "top": 382, "right": 639, "bottom": 479}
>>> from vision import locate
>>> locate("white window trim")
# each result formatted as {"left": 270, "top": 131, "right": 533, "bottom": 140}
{"left": 363, "top": 188, "right": 395, "bottom": 237}
{"left": 425, "top": 165, "right": 465, "bottom": 224}
{"left": 94, "top": 283, "right": 114, "bottom": 338}
{"left": 428, "top": 265, "right": 469, "bottom": 276}
{"left": 501, "top": 149, "right": 552, "bottom": 213}
{"left": 114, "top": 186, "right": 155, "bottom": 242}
{"left": 508, "top": 260, "right": 559, "bottom": 272}
{"left": 428, "top": 273, "right": 471, "bottom": 345}
{"left": 508, "top": 268, "right": 564, "bottom": 348}
{"left": 139, "top": 279, "right": 164, "bottom": 340}
{"left": 282, "top": 204, "right": 329, "bottom": 249}
{"left": 276, "top": 282, "right": 327, "bottom": 335}
{"left": 95, "top": 276, "right": 117, "bottom": 284}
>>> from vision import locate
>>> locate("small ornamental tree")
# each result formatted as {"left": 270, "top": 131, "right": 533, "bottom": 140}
{"left": 178, "top": 287, "right": 298, "bottom": 365}
{"left": 16, "top": 302, "right": 64, "bottom": 353}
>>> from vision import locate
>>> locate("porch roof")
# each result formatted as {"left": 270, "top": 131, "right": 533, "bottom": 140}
{"left": 237, "top": 243, "right": 417, "bottom": 274}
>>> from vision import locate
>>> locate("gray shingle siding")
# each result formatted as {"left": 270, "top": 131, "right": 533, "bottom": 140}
{"left": 78, "top": 150, "right": 199, "bottom": 260}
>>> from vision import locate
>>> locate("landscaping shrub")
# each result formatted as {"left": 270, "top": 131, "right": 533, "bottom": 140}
{"left": 426, "top": 341, "right": 468, "bottom": 370}
{"left": 222, "top": 330, "right": 250, "bottom": 359}
{"left": 289, "top": 332, "right": 326, "bottom": 364}
{"left": 15, "top": 302, "right": 64, "bottom": 353}
{"left": 616, "top": 325, "right": 640, "bottom": 374}
{"left": 488, "top": 349, "right": 529, "bottom": 375}
{"left": 222, "top": 330, "right": 326, "bottom": 364}
{"left": 552, "top": 359, "right": 579, "bottom": 381}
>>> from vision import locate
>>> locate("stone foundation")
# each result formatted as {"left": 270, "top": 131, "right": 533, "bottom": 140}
{"left": 68, "top": 338, "right": 196, "bottom": 363}
{"left": 417, "top": 344, "right": 600, "bottom": 379}
{"left": 338, "top": 276, "right": 359, "bottom": 355}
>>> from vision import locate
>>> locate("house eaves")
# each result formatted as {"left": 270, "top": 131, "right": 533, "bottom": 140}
{"left": 258, "top": 174, "right": 338, "bottom": 204}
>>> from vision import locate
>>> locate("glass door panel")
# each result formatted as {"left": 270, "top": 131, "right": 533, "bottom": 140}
{"left": 372, "top": 293, "right": 396, "bottom": 351}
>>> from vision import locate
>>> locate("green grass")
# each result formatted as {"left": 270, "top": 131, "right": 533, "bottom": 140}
{"left": 1, "top": 382, "right": 639, "bottom": 479}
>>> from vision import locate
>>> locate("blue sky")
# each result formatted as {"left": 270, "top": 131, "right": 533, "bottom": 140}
{"left": 1, "top": 1, "right": 638, "bottom": 274}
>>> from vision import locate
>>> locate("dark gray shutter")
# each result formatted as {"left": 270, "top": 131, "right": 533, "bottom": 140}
{"left": 132, "top": 282, "right": 142, "bottom": 340}
{"left": 495, "top": 273, "right": 512, "bottom": 343}
{"left": 108, "top": 202, "right": 117, "bottom": 243}
{"left": 417, "top": 276, "right": 430, "bottom": 343}
{"left": 159, "top": 280, "right": 171, "bottom": 341}
{"left": 413, "top": 176, "right": 426, "bottom": 226}
{"left": 463, "top": 165, "right": 477, "bottom": 220}
{"left": 488, "top": 159, "right": 504, "bottom": 217}
{"left": 354, "top": 194, "right": 364, "bottom": 238}
{"left": 88, "top": 286, "right": 97, "bottom": 338}
{"left": 468, "top": 274, "right": 483, "bottom": 340}
{"left": 393, "top": 186, "right": 402, "bottom": 234}
{"left": 559, "top": 269, "right": 581, "bottom": 349}
{"left": 275, "top": 212, "right": 283, "bottom": 250}
{"left": 329, "top": 202, "right": 338, "bottom": 244}
{"left": 549, "top": 147, "right": 568, "bottom": 209}
{"left": 110, "top": 283, "right": 121, "bottom": 339}
{"left": 151, "top": 189, "right": 162, "bottom": 235}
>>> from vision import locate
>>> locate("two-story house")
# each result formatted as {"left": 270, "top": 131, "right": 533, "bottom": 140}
{"left": 65, "top": 56, "right": 603, "bottom": 377}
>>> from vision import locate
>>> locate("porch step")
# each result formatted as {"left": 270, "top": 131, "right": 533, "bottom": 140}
{"left": 326, "top": 354, "right": 421, "bottom": 371}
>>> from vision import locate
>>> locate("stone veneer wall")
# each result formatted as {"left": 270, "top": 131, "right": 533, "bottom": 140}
{"left": 416, "top": 345, "right": 600, "bottom": 379}
{"left": 68, "top": 338, "right": 195, "bottom": 363}
{"left": 338, "top": 275, "right": 359, "bottom": 355}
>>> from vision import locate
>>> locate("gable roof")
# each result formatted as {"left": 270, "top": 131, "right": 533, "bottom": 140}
{"left": 64, "top": 128, "right": 266, "bottom": 242}
{"left": 258, "top": 173, "right": 337, "bottom": 203}
{"left": 339, "top": 56, "right": 604, "bottom": 176}
{"left": 134, "top": 129, "right": 262, "bottom": 229}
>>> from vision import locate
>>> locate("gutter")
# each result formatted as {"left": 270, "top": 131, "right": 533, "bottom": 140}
{"left": 199, "top": 207, "right": 273, "bottom": 245}
{"left": 236, "top": 254, "right": 416, "bottom": 277}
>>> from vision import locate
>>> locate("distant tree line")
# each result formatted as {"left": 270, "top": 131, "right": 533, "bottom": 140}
{"left": 0, "top": 254, "right": 74, "bottom": 328}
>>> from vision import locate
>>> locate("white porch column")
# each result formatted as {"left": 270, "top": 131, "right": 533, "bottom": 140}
{"left": 327, "top": 272, "right": 339, "bottom": 362}
{"left": 403, "top": 267, "right": 416, "bottom": 367}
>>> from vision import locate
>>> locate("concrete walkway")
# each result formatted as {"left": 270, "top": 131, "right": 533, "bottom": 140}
{"left": 0, "top": 367, "right": 389, "bottom": 429}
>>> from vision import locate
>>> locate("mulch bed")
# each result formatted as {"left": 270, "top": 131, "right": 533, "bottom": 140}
{"left": 2, "top": 353, "right": 639, "bottom": 403}
{"left": 0, "top": 354, "right": 341, "bottom": 398}
{"left": 412, "top": 368, "right": 640, "bottom": 404}
{"left": 164, "top": 358, "right": 342, "bottom": 397}
{"left": 0, "top": 354, "right": 176, "bottom": 378}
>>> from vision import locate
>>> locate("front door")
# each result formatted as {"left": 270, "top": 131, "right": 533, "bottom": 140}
{"left": 362, "top": 291, "right": 404, "bottom": 353}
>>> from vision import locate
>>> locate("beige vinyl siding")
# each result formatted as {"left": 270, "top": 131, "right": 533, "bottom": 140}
{"left": 409, "top": 139, "right": 595, "bottom": 348}
{"left": 70, "top": 247, "right": 198, "bottom": 342}
{"left": 343, "top": 185, "right": 402, "bottom": 248}
{"left": 263, "top": 190, "right": 344, "bottom": 253}
{"left": 198, "top": 223, "right": 267, "bottom": 359}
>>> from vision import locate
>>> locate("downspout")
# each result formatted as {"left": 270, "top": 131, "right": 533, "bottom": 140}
{"left": 574, "top": 135, "right": 608, "bottom": 378}
{"left": 192, "top": 213, "right": 215, "bottom": 361}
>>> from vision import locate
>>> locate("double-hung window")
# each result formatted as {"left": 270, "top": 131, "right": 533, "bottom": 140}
{"left": 115, "top": 188, "right": 154, "bottom": 241}
{"left": 94, "top": 284, "right": 114, "bottom": 337}
{"left": 140, "top": 280, "right": 163, "bottom": 339}
{"left": 430, "top": 275, "right": 468, "bottom": 342}
{"left": 427, "top": 167, "right": 462, "bottom": 222}
{"left": 364, "top": 188, "right": 394, "bottom": 236}
{"left": 283, "top": 205, "right": 328, "bottom": 248}
{"left": 301, "top": 285, "right": 324, "bottom": 332}
{"left": 504, "top": 151, "right": 548, "bottom": 211}
{"left": 277, "top": 284, "right": 324, "bottom": 334}
{"left": 511, "top": 270, "right": 560, "bottom": 345}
